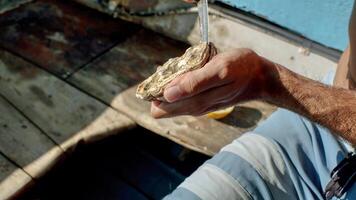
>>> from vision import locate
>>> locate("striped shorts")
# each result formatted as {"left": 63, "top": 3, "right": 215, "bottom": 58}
{"left": 163, "top": 109, "right": 356, "bottom": 200}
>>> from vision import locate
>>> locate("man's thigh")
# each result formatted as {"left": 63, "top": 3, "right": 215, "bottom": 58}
{"left": 165, "top": 131, "right": 297, "bottom": 200}
{"left": 254, "top": 109, "right": 350, "bottom": 199}
{"left": 164, "top": 109, "right": 350, "bottom": 200}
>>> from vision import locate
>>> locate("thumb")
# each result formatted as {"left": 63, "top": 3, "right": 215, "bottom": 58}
{"left": 163, "top": 62, "right": 230, "bottom": 102}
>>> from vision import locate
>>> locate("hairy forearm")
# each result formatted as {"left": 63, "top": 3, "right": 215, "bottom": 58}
{"left": 260, "top": 59, "right": 356, "bottom": 144}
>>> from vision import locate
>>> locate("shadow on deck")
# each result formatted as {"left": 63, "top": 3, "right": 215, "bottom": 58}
{"left": 20, "top": 127, "right": 209, "bottom": 200}
{"left": 0, "top": 0, "right": 276, "bottom": 199}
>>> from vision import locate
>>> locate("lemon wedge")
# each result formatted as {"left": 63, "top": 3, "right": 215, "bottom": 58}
{"left": 206, "top": 106, "right": 234, "bottom": 119}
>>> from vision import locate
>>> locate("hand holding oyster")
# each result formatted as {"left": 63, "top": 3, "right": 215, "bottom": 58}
{"left": 136, "top": 42, "right": 217, "bottom": 101}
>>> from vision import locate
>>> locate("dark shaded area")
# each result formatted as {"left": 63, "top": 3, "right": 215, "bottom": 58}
{"left": 20, "top": 127, "right": 210, "bottom": 200}
{"left": 0, "top": 0, "right": 29, "bottom": 15}
{"left": 220, "top": 106, "right": 263, "bottom": 128}
{"left": 0, "top": 0, "right": 275, "bottom": 198}
{"left": 0, "top": 0, "right": 140, "bottom": 77}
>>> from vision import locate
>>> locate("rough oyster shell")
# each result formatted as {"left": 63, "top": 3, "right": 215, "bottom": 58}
{"left": 136, "top": 42, "right": 217, "bottom": 101}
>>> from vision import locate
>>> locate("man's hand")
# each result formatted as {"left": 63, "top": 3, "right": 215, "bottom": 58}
{"left": 151, "top": 49, "right": 265, "bottom": 118}
{"left": 151, "top": 47, "right": 356, "bottom": 144}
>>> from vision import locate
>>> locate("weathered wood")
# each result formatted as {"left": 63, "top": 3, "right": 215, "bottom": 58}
{"left": 0, "top": 96, "right": 63, "bottom": 178}
{"left": 67, "top": 29, "right": 188, "bottom": 97}
{"left": 0, "top": 0, "right": 140, "bottom": 77}
{"left": 117, "top": 88, "right": 236, "bottom": 155}
{"left": 0, "top": 0, "right": 276, "bottom": 158}
{"left": 0, "top": 0, "right": 31, "bottom": 14}
{"left": 0, "top": 49, "right": 136, "bottom": 152}
{"left": 68, "top": 29, "right": 276, "bottom": 155}
{"left": 74, "top": 0, "right": 192, "bottom": 15}
{"left": 112, "top": 86, "right": 275, "bottom": 155}
{"left": 0, "top": 154, "right": 33, "bottom": 200}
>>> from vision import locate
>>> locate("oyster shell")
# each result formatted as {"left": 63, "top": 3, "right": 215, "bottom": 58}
{"left": 136, "top": 42, "right": 217, "bottom": 101}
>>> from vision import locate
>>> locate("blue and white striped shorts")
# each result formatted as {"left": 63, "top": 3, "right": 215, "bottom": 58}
{"left": 164, "top": 109, "right": 356, "bottom": 200}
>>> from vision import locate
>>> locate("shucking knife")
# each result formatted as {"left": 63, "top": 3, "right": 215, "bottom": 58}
{"left": 197, "top": 0, "right": 209, "bottom": 43}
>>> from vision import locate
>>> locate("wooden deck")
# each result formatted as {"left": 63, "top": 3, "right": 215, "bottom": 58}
{"left": 0, "top": 0, "right": 276, "bottom": 199}
{"left": 20, "top": 127, "right": 210, "bottom": 200}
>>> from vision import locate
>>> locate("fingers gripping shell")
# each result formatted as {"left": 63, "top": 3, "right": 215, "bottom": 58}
{"left": 136, "top": 42, "right": 217, "bottom": 101}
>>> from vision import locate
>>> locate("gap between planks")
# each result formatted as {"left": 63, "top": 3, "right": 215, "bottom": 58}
{"left": 0, "top": 48, "right": 137, "bottom": 197}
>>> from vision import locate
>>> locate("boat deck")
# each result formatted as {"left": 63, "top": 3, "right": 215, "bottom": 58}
{"left": 20, "top": 127, "right": 210, "bottom": 200}
{"left": 0, "top": 0, "right": 275, "bottom": 198}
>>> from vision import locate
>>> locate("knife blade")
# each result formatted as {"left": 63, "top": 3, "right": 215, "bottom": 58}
{"left": 198, "top": 0, "right": 209, "bottom": 43}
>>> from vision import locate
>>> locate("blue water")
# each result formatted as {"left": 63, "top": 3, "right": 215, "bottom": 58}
{"left": 219, "top": 0, "right": 353, "bottom": 50}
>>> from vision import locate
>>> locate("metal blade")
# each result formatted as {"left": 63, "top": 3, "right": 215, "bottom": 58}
{"left": 198, "top": 0, "right": 209, "bottom": 43}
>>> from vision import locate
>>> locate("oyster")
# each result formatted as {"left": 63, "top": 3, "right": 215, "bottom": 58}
{"left": 136, "top": 42, "right": 217, "bottom": 101}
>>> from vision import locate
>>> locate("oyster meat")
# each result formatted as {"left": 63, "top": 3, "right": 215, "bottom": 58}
{"left": 136, "top": 42, "right": 217, "bottom": 101}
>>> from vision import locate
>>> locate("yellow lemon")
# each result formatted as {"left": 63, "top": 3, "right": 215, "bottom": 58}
{"left": 206, "top": 106, "right": 235, "bottom": 119}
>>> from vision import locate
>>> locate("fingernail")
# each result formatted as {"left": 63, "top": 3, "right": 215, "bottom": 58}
{"left": 165, "top": 86, "right": 181, "bottom": 102}
{"left": 153, "top": 100, "right": 161, "bottom": 107}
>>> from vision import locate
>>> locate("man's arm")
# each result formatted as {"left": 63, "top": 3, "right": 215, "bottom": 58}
{"left": 262, "top": 59, "right": 356, "bottom": 144}
{"left": 151, "top": 49, "right": 356, "bottom": 144}
{"left": 151, "top": 0, "right": 356, "bottom": 144}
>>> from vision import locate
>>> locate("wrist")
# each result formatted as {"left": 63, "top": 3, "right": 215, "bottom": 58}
{"left": 232, "top": 51, "right": 266, "bottom": 101}
{"left": 250, "top": 55, "right": 281, "bottom": 101}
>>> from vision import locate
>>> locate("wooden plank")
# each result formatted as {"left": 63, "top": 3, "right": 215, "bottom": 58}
{"left": 0, "top": 0, "right": 140, "bottom": 77}
{"left": 113, "top": 86, "right": 275, "bottom": 156}
{"left": 0, "top": 96, "right": 63, "bottom": 178}
{"left": 0, "top": 154, "right": 33, "bottom": 200}
{"left": 0, "top": 49, "right": 136, "bottom": 152}
{"left": 67, "top": 29, "right": 276, "bottom": 155}
{"left": 74, "top": 0, "right": 192, "bottom": 15}
{"left": 0, "top": 0, "right": 31, "bottom": 14}
{"left": 23, "top": 129, "right": 195, "bottom": 199}
{"left": 67, "top": 29, "right": 188, "bottom": 98}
